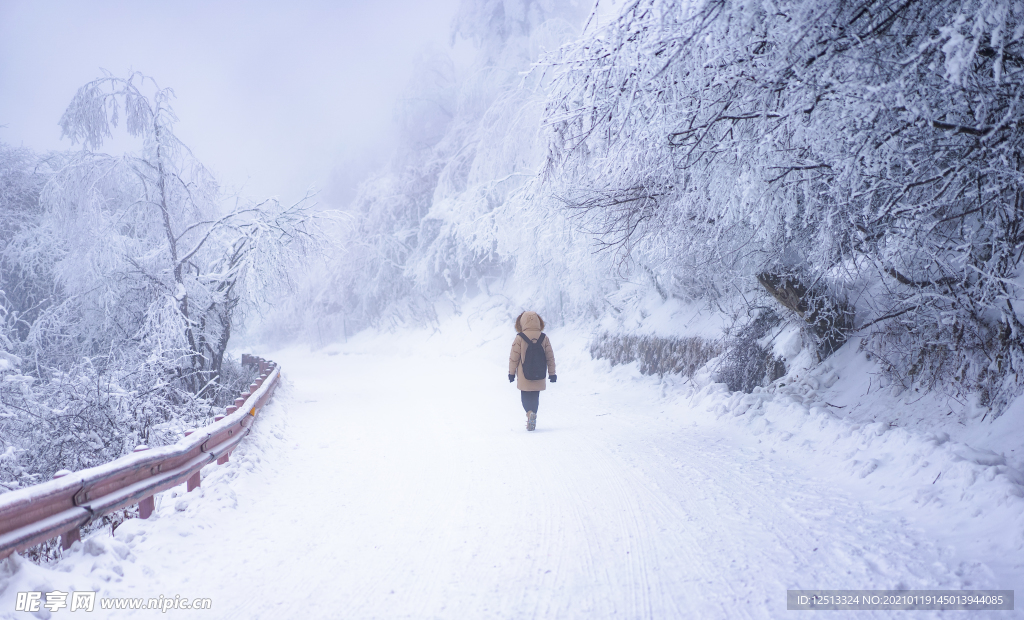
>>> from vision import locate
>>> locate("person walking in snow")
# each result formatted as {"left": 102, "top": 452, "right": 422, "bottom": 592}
{"left": 508, "top": 310, "right": 557, "bottom": 431}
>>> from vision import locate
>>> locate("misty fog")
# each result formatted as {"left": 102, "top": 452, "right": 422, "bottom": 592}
{"left": 1, "top": 1, "right": 1023, "bottom": 617}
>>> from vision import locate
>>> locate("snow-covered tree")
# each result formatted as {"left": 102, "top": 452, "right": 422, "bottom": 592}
{"left": 267, "top": 0, "right": 1023, "bottom": 412}
{"left": 31, "top": 73, "right": 325, "bottom": 393}
{"left": 0, "top": 73, "right": 330, "bottom": 491}
{"left": 539, "top": 0, "right": 1024, "bottom": 405}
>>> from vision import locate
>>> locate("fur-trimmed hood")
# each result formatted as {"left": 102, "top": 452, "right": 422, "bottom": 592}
{"left": 515, "top": 311, "right": 544, "bottom": 336}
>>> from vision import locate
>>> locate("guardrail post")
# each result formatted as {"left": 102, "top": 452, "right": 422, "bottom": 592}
{"left": 183, "top": 430, "right": 201, "bottom": 492}
{"left": 132, "top": 446, "right": 156, "bottom": 519}
{"left": 52, "top": 470, "right": 81, "bottom": 550}
{"left": 248, "top": 383, "right": 260, "bottom": 417}
{"left": 212, "top": 415, "right": 232, "bottom": 464}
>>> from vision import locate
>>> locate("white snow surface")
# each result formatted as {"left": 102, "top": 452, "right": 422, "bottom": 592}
{"left": 1, "top": 299, "right": 1022, "bottom": 619}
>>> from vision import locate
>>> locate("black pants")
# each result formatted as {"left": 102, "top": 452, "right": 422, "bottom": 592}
{"left": 521, "top": 390, "right": 539, "bottom": 413}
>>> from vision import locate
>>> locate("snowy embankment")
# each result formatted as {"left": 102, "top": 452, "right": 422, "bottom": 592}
{"left": 0, "top": 298, "right": 1020, "bottom": 619}
{"left": 687, "top": 331, "right": 1024, "bottom": 583}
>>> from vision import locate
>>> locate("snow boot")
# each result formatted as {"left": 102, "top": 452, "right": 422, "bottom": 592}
{"left": 526, "top": 410, "right": 537, "bottom": 431}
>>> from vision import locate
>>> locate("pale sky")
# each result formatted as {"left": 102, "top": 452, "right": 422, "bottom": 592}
{"left": 0, "top": 0, "right": 463, "bottom": 207}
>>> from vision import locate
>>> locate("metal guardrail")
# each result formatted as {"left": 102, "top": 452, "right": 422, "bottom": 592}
{"left": 0, "top": 355, "right": 281, "bottom": 560}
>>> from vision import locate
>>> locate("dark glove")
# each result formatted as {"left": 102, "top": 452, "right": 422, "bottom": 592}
{"left": 549, "top": 374, "right": 557, "bottom": 383}
{"left": 508, "top": 374, "right": 515, "bottom": 383}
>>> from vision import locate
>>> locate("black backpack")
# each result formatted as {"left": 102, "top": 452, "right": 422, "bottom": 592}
{"left": 518, "top": 332, "right": 548, "bottom": 381}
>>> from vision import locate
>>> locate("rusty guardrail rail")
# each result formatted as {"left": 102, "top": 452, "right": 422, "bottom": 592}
{"left": 0, "top": 355, "right": 281, "bottom": 560}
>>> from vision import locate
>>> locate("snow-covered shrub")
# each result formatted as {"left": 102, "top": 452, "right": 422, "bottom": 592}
{"left": 715, "top": 310, "right": 786, "bottom": 393}
{"left": 0, "top": 144, "right": 50, "bottom": 345}
{"left": 590, "top": 333, "right": 722, "bottom": 378}
{"left": 0, "top": 352, "right": 255, "bottom": 494}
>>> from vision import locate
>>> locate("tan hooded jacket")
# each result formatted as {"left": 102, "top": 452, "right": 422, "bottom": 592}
{"left": 508, "top": 311, "right": 556, "bottom": 391}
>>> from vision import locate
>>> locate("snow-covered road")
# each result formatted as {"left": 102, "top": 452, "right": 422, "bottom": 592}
{"left": 2, "top": 311, "right": 1014, "bottom": 619}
